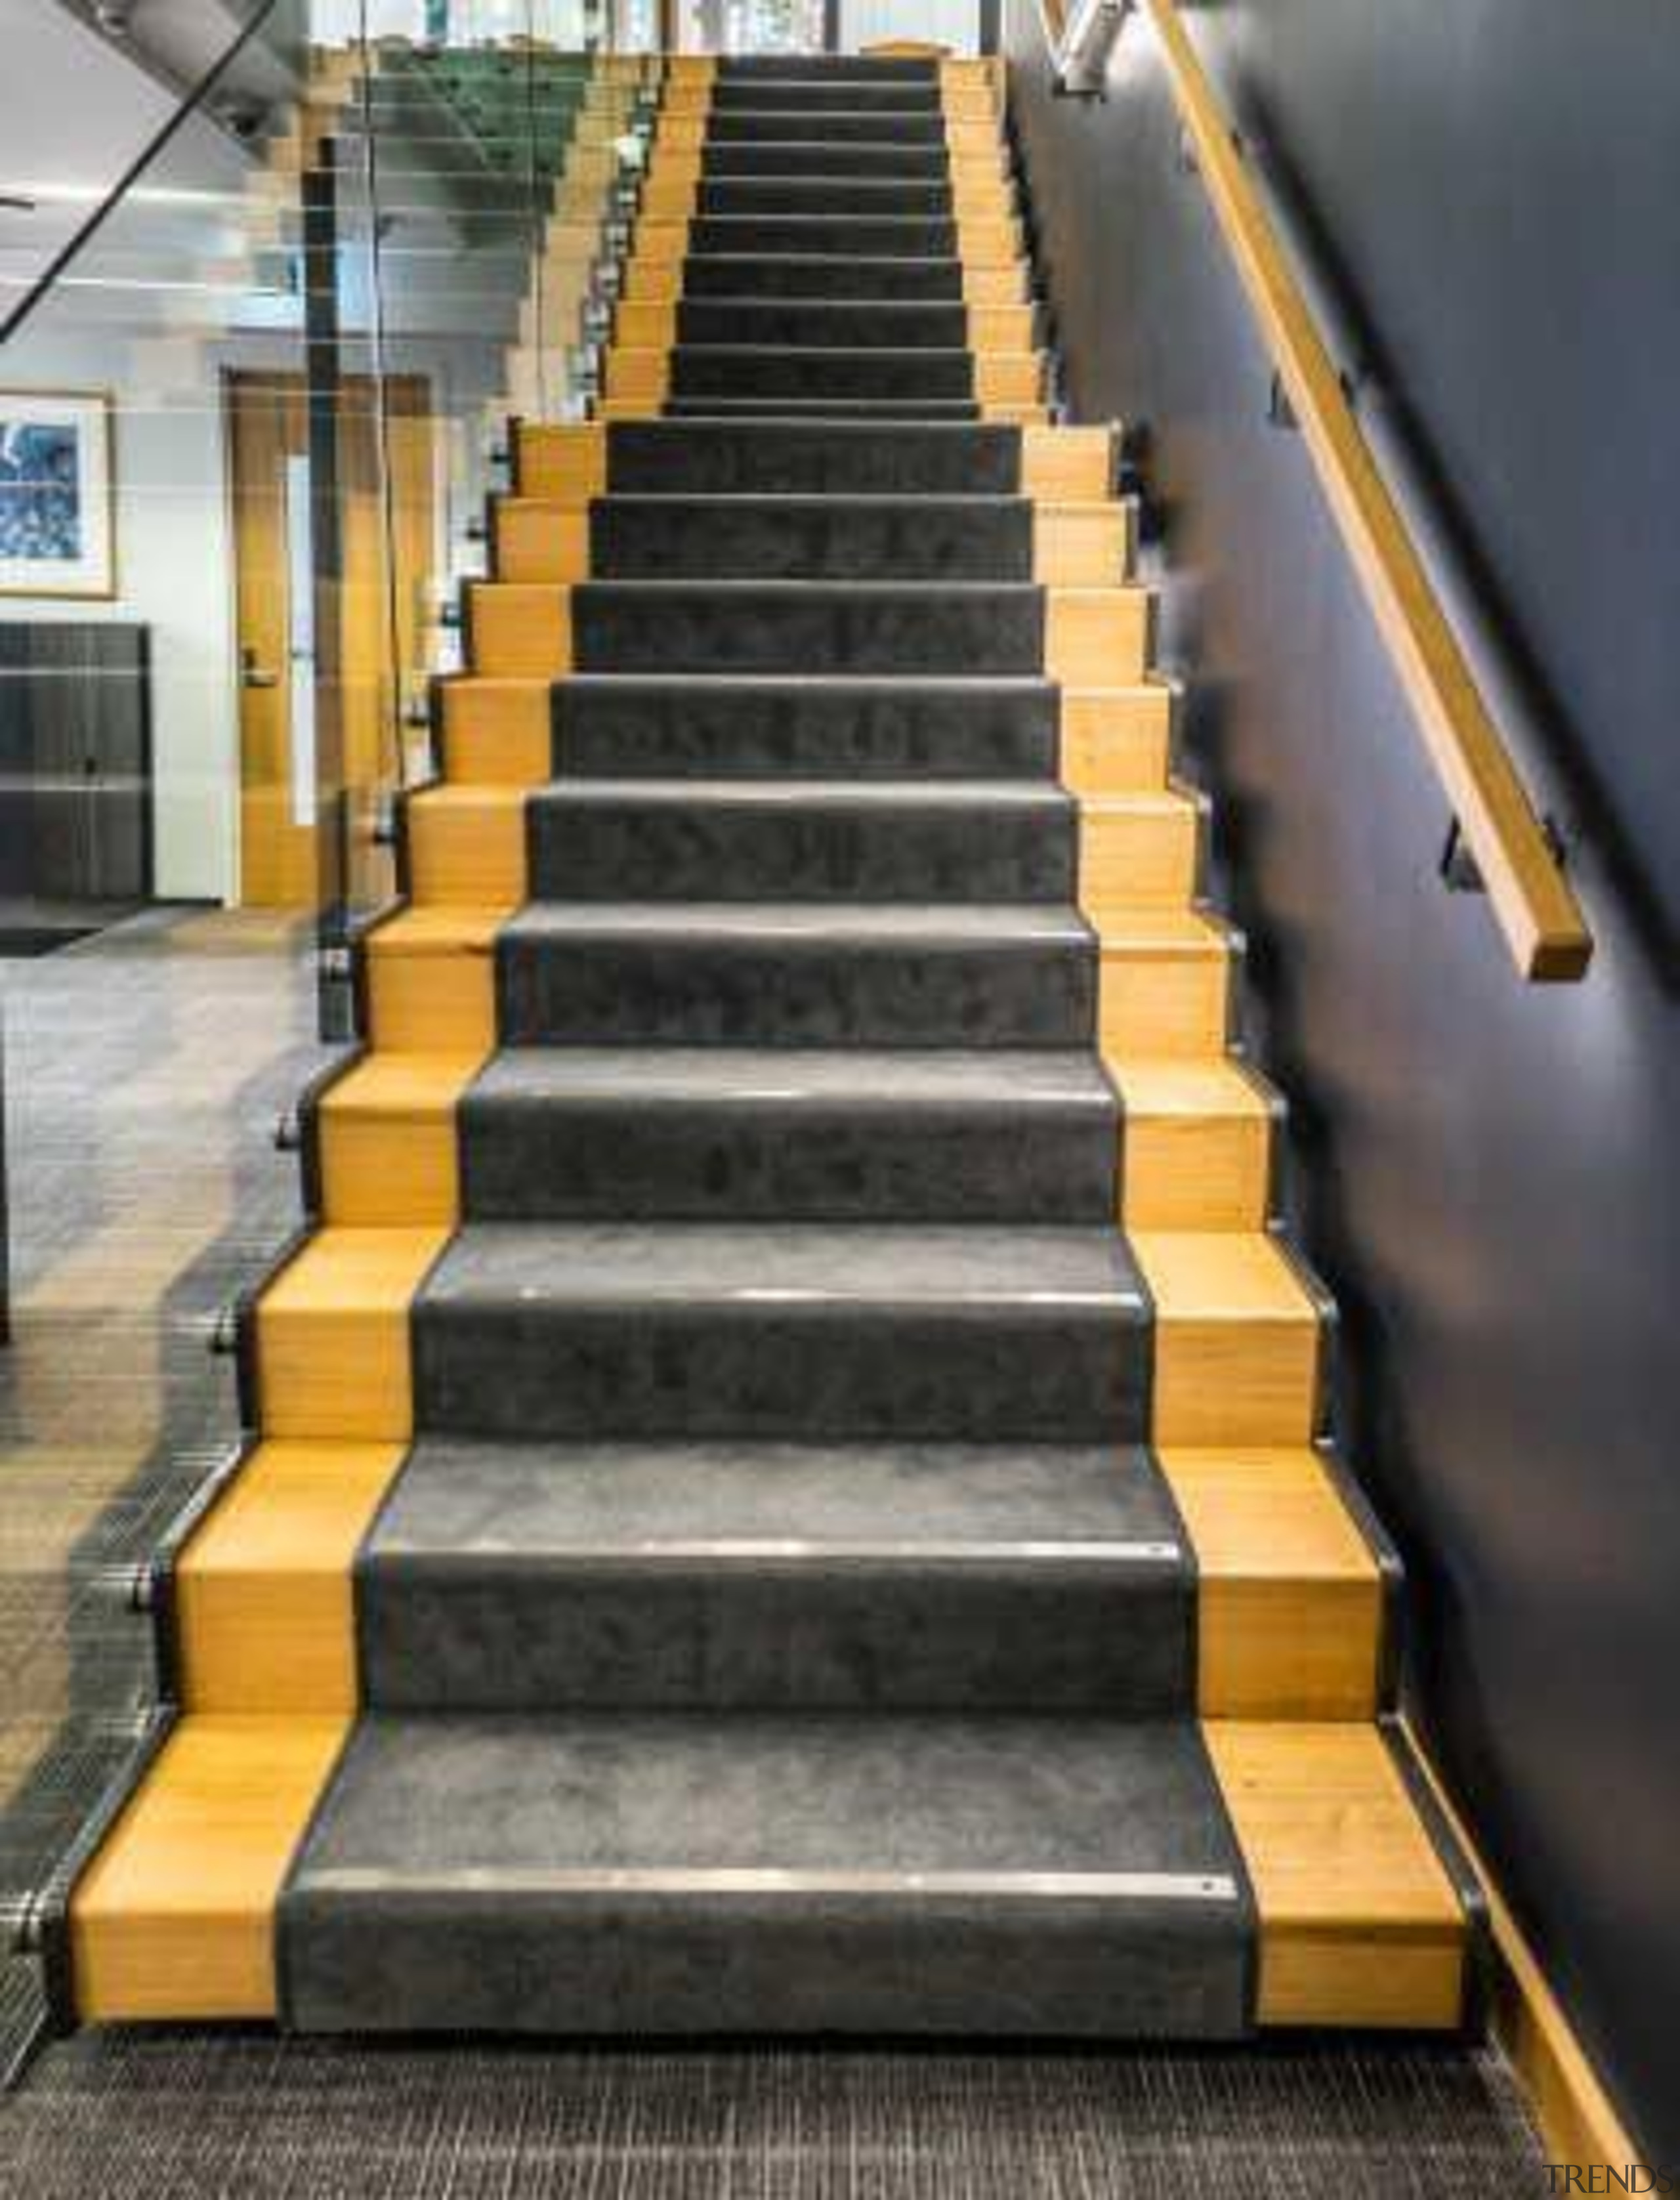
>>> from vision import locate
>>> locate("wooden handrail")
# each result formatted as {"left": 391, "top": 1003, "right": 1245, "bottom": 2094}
{"left": 1038, "top": 0, "right": 1593, "bottom": 981}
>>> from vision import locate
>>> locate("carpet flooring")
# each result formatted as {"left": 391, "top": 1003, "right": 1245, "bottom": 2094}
{"left": 0, "top": 2031, "right": 1546, "bottom": 2197}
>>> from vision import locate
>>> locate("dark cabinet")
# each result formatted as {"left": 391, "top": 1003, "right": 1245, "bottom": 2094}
{"left": 0, "top": 623, "right": 152, "bottom": 902}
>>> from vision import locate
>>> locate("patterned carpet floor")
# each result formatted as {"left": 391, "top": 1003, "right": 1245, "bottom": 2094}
{"left": 0, "top": 2030, "right": 1547, "bottom": 2197}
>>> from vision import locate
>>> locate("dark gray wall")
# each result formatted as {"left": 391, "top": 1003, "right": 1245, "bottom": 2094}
{"left": 1005, "top": 0, "right": 1680, "bottom": 2161}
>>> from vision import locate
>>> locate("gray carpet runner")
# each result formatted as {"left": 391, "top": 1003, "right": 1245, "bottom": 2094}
{"left": 282, "top": 53, "right": 1257, "bottom": 2039}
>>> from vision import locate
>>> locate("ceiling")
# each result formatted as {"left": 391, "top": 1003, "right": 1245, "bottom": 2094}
{"left": 0, "top": 0, "right": 287, "bottom": 313}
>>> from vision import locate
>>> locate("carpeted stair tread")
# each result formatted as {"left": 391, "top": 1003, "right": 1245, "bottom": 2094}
{"left": 704, "top": 111, "right": 948, "bottom": 144}
{"left": 495, "top": 899, "right": 1095, "bottom": 1049}
{"left": 411, "top": 1219, "right": 1148, "bottom": 1443}
{"left": 588, "top": 494, "right": 1032, "bottom": 578}
{"left": 695, "top": 180, "right": 959, "bottom": 217}
{"left": 419, "top": 1217, "right": 1144, "bottom": 1315}
{"left": 279, "top": 1709, "right": 1251, "bottom": 2036}
{"left": 602, "top": 419, "right": 1024, "bottom": 494}
{"left": 553, "top": 675, "right": 1058, "bottom": 779}
{"left": 370, "top": 1435, "right": 1176, "bottom": 1551}
{"left": 524, "top": 776, "right": 1072, "bottom": 900}
{"left": 357, "top": 1436, "right": 1192, "bottom": 1714}
{"left": 494, "top": 889, "right": 1093, "bottom": 952}
{"left": 459, "top": 1044, "right": 1116, "bottom": 1220}
{"left": 689, "top": 216, "right": 960, "bottom": 255}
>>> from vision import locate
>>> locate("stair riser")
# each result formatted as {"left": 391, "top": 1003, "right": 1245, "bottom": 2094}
{"left": 358, "top": 1562, "right": 1192, "bottom": 1714}
{"left": 406, "top": 792, "right": 1189, "bottom": 913}
{"left": 427, "top": 669, "right": 1179, "bottom": 832}
{"left": 465, "top": 583, "right": 1141, "bottom": 679}
{"left": 715, "top": 55, "right": 940, "bottom": 79}
{"left": 641, "top": 184, "right": 1013, "bottom": 227}
{"left": 667, "top": 350, "right": 976, "bottom": 401}
{"left": 495, "top": 933, "right": 1097, "bottom": 1049}
{"left": 656, "top": 161, "right": 1009, "bottom": 206}
{"left": 553, "top": 679, "right": 1059, "bottom": 779}
{"left": 666, "top": 93, "right": 999, "bottom": 131}
{"left": 570, "top": 586, "right": 1043, "bottom": 675}
{"left": 669, "top": 255, "right": 972, "bottom": 301}
{"left": 1082, "top": 805, "right": 1201, "bottom": 908}
{"left": 625, "top": 227, "right": 1015, "bottom": 279}
{"left": 459, "top": 1089, "right": 1116, "bottom": 1223}
{"left": 705, "top": 84, "right": 943, "bottom": 112}
{"left": 1153, "top": 1315, "right": 1322, "bottom": 1449}
{"left": 701, "top": 112, "right": 948, "bottom": 144}
{"left": 671, "top": 301, "right": 971, "bottom": 348}
{"left": 280, "top": 1895, "right": 1249, "bottom": 2039}
{"left": 318, "top": 1101, "right": 459, "bottom": 1229}
{"left": 477, "top": 495, "right": 1116, "bottom": 591}
{"left": 308, "top": 1083, "right": 1255, "bottom": 1243}
{"left": 438, "top": 680, "right": 552, "bottom": 788}
{"left": 602, "top": 420, "right": 1021, "bottom": 494}
{"left": 524, "top": 792, "right": 1074, "bottom": 902}
{"left": 600, "top": 358, "right": 1046, "bottom": 415}
{"left": 689, "top": 182, "right": 967, "bottom": 218}
{"left": 1099, "top": 946, "right": 1233, "bottom": 1060}
{"left": 366, "top": 937, "right": 497, "bottom": 1055}
{"left": 656, "top": 127, "right": 1003, "bottom": 170}
{"left": 688, "top": 217, "right": 960, "bottom": 255}
{"left": 613, "top": 299, "right": 1041, "bottom": 356}
{"left": 712, "top": 54, "right": 945, "bottom": 76}
{"left": 412, "top": 1303, "right": 1148, "bottom": 1445}
{"left": 587, "top": 499, "right": 1031, "bottom": 582}
{"left": 658, "top": 398, "right": 988, "bottom": 422}
{"left": 699, "top": 145, "right": 954, "bottom": 178}
{"left": 406, "top": 795, "right": 522, "bottom": 905}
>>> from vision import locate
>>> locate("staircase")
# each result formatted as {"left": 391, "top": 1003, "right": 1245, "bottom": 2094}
{"left": 68, "top": 51, "right": 1473, "bottom": 2042}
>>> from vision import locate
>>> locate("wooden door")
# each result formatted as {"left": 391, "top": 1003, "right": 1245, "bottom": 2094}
{"left": 227, "top": 371, "right": 437, "bottom": 909}
{"left": 335, "top": 376, "right": 436, "bottom": 916}
{"left": 228, "top": 373, "right": 313, "bottom": 907}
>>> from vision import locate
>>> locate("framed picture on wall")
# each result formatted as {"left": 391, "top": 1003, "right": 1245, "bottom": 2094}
{"left": 0, "top": 389, "right": 116, "bottom": 599}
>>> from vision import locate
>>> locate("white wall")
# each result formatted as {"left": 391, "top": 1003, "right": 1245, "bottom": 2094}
{"left": 1, "top": 4, "right": 262, "bottom": 904}
{"left": 840, "top": 0, "right": 979, "bottom": 52}
{"left": 1, "top": 333, "right": 240, "bottom": 903}
{"left": 306, "top": 0, "right": 979, "bottom": 49}
{"left": 307, "top": 0, "right": 593, "bottom": 40}
{"left": 307, "top": 0, "right": 424, "bottom": 37}
{"left": 0, "top": 0, "right": 175, "bottom": 292}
